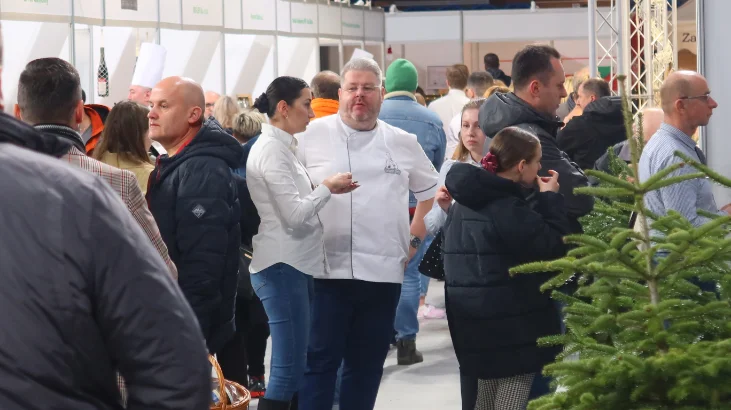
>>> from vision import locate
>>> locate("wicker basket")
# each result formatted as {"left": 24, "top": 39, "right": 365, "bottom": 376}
{"left": 210, "top": 355, "right": 251, "bottom": 410}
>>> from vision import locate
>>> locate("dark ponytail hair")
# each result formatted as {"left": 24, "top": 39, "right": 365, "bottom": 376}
{"left": 482, "top": 126, "right": 540, "bottom": 173}
{"left": 253, "top": 76, "right": 310, "bottom": 118}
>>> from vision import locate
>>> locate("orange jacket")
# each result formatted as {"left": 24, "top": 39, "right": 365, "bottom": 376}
{"left": 311, "top": 98, "right": 339, "bottom": 120}
{"left": 84, "top": 104, "right": 110, "bottom": 154}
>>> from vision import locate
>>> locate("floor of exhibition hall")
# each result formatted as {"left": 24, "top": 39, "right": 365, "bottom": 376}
{"left": 249, "top": 279, "right": 461, "bottom": 409}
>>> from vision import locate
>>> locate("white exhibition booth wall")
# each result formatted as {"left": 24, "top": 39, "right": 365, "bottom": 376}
{"left": 384, "top": 8, "right": 616, "bottom": 92}
{"left": 0, "top": 0, "right": 385, "bottom": 110}
{"left": 384, "top": 5, "right": 697, "bottom": 93}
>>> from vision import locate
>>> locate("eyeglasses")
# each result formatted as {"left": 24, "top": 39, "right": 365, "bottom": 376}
{"left": 343, "top": 85, "right": 381, "bottom": 95}
{"left": 678, "top": 92, "right": 712, "bottom": 103}
{"left": 205, "top": 103, "right": 215, "bottom": 108}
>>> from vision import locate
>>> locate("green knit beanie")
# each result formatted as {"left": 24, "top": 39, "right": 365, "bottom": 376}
{"left": 385, "top": 59, "right": 418, "bottom": 93}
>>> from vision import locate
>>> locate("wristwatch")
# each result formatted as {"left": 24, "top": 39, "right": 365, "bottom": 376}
{"left": 410, "top": 234, "right": 422, "bottom": 249}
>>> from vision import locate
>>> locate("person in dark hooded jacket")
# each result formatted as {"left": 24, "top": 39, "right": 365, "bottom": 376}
{"left": 0, "top": 108, "right": 211, "bottom": 410}
{"left": 479, "top": 45, "right": 593, "bottom": 233}
{"left": 146, "top": 76, "right": 243, "bottom": 355}
{"left": 484, "top": 53, "right": 512, "bottom": 88}
{"left": 440, "top": 126, "right": 570, "bottom": 410}
{"left": 557, "top": 79, "right": 627, "bottom": 170}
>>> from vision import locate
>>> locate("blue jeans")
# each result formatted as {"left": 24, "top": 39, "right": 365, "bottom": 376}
{"left": 420, "top": 273, "right": 431, "bottom": 297}
{"left": 394, "top": 234, "right": 433, "bottom": 341}
{"left": 299, "top": 279, "right": 401, "bottom": 410}
{"left": 251, "top": 263, "right": 313, "bottom": 402}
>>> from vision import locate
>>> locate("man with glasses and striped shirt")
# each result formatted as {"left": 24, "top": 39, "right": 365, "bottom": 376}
{"left": 639, "top": 70, "right": 731, "bottom": 234}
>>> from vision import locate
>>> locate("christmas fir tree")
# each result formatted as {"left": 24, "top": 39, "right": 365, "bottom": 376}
{"left": 513, "top": 78, "right": 731, "bottom": 410}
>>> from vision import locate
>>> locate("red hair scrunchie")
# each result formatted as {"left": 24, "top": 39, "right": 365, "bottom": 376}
{"left": 481, "top": 152, "right": 498, "bottom": 173}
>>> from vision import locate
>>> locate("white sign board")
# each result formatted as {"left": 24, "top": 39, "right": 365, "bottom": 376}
{"left": 242, "top": 0, "right": 276, "bottom": 32}
{"left": 318, "top": 3, "right": 340, "bottom": 36}
{"left": 678, "top": 21, "right": 696, "bottom": 52}
{"left": 277, "top": 0, "right": 291, "bottom": 33}
{"left": 350, "top": 48, "right": 373, "bottom": 62}
{"left": 182, "top": 0, "right": 223, "bottom": 28}
{"left": 224, "top": 0, "right": 242, "bottom": 30}
{"left": 386, "top": 12, "right": 461, "bottom": 43}
{"left": 105, "top": 0, "right": 158, "bottom": 23}
{"left": 1, "top": 0, "right": 70, "bottom": 17}
{"left": 159, "top": 0, "right": 182, "bottom": 25}
{"left": 364, "top": 10, "right": 384, "bottom": 41}
{"left": 341, "top": 7, "right": 364, "bottom": 38}
{"left": 290, "top": 1, "right": 318, "bottom": 35}
{"left": 74, "top": 0, "right": 103, "bottom": 20}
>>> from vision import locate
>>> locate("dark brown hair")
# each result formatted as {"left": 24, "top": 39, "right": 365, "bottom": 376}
{"left": 447, "top": 64, "right": 469, "bottom": 90}
{"left": 511, "top": 45, "right": 561, "bottom": 91}
{"left": 93, "top": 101, "right": 152, "bottom": 165}
{"left": 18, "top": 57, "right": 82, "bottom": 125}
{"left": 487, "top": 126, "right": 541, "bottom": 172}
{"left": 452, "top": 98, "right": 487, "bottom": 162}
{"left": 581, "top": 78, "right": 611, "bottom": 99}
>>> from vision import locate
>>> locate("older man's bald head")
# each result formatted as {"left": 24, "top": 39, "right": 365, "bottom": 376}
{"left": 149, "top": 77, "right": 207, "bottom": 152}
{"left": 660, "top": 71, "right": 707, "bottom": 114}
{"left": 641, "top": 107, "right": 664, "bottom": 142}
{"left": 155, "top": 76, "right": 205, "bottom": 111}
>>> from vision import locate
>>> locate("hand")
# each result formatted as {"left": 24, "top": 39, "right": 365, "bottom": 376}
{"left": 322, "top": 172, "right": 359, "bottom": 194}
{"left": 721, "top": 203, "right": 731, "bottom": 215}
{"left": 537, "top": 170, "right": 560, "bottom": 193}
{"left": 405, "top": 245, "right": 418, "bottom": 271}
{"left": 436, "top": 186, "right": 452, "bottom": 212}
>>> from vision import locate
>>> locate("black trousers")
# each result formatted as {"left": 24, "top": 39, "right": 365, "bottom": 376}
{"left": 218, "top": 293, "right": 270, "bottom": 386}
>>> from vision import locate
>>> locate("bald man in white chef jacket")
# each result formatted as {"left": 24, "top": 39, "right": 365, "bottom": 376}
{"left": 295, "top": 58, "right": 438, "bottom": 410}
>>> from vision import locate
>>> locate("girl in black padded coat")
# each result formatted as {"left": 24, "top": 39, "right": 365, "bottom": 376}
{"left": 439, "top": 126, "right": 571, "bottom": 410}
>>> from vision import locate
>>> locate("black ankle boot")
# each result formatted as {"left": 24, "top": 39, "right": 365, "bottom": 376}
{"left": 257, "top": 398, "right": 291, "bottom": 410}
{"left": 397, "top": 339, "right": 424, "bottom": 365}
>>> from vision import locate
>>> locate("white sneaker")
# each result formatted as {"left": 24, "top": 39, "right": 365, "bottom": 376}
{"left": 418, "top": 304, "right": 446, "bottom": 319}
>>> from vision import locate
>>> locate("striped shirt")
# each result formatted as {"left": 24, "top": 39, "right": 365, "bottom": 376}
{"left": 638, "top": 123, "right": 723, "bottom": 231}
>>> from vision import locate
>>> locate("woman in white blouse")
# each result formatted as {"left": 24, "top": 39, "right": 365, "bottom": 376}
{"left": 425, "top": 98, "right": 489, "bottom": 235}
{"left": 246, "top": 76, "right": 357, "bottom": 410}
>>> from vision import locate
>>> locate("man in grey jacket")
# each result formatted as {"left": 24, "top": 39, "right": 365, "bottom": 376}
{"left": 0, "top": 28, "right": 211, "bottom": 410}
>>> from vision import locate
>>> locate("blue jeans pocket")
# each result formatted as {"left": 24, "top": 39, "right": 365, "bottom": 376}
{"left": 251, "top": 270, "right": 268, "bottom": 293}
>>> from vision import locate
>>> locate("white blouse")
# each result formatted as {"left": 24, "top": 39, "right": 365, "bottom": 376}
{"left": 246, "top": 123, "right": 331, "bottom": 276}
{"left": 424, "top": 156, "right": 481, "bottom": 236}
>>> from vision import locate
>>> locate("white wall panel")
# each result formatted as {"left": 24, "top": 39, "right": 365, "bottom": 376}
{"left": 224, "top": 0, "right": 242, "bottom": 30}
{"left": 278, "top": 36, "right": 318, "bottom": 84}
{"left": 318, "top": 3, "right": 340, "bottom": 37}
{"left": 386, "top": 12, "right": 461, "bottom": 43}
{"left": 225, "top": 34, "right": 275, "bottom": 99}
{"left": 2, "top": 21, "right": 70, "bottom": 111}
{"left": 242, "top": 0, "right": 276, "bottom": 31}
{"left": 160, "top": 29, "right": 222, "bottom": 92}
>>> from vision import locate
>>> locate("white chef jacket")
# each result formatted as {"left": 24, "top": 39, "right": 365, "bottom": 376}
{"left": 296, "top": 115, "right": 439, "bottom": 284}
{"left": 428, "top": 89, "right": 469, "bottom": 159}
{"left": 246, "top": 123, "right": 331, "bottom": 276}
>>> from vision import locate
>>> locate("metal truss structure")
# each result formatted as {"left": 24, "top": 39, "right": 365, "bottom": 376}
{"left": 589, "top": 0, "right": 678, "bottom": 113}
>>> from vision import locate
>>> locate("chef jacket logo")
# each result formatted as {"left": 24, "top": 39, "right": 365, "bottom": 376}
{"left": 384, "top": 153, "right": 401, "bottom": 175}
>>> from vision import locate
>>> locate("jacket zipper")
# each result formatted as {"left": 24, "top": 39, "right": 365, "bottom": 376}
{"left": 146, "top": 156, "right": 162, "bottom": 206}
{"left": 346, "top": 132, "right": 355, "bottom": 280}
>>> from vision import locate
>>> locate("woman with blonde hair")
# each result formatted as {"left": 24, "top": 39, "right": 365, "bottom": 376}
{"left": 419, "top": 99, "right": 489, "bottom": 320}
{"left": 93, "top": 101, "right": 154, "bottom": 194}
{"left": 212, "top": 95, "right": 240, "bottom": 132}
{"left": 483, "top": 85, "right": 510, "bottom": 99}
{"left": 232, "top": 109, "right": 268, "bottom": 178}
{"left": 425, "top": 98, "right": 489, "bottom": 237}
